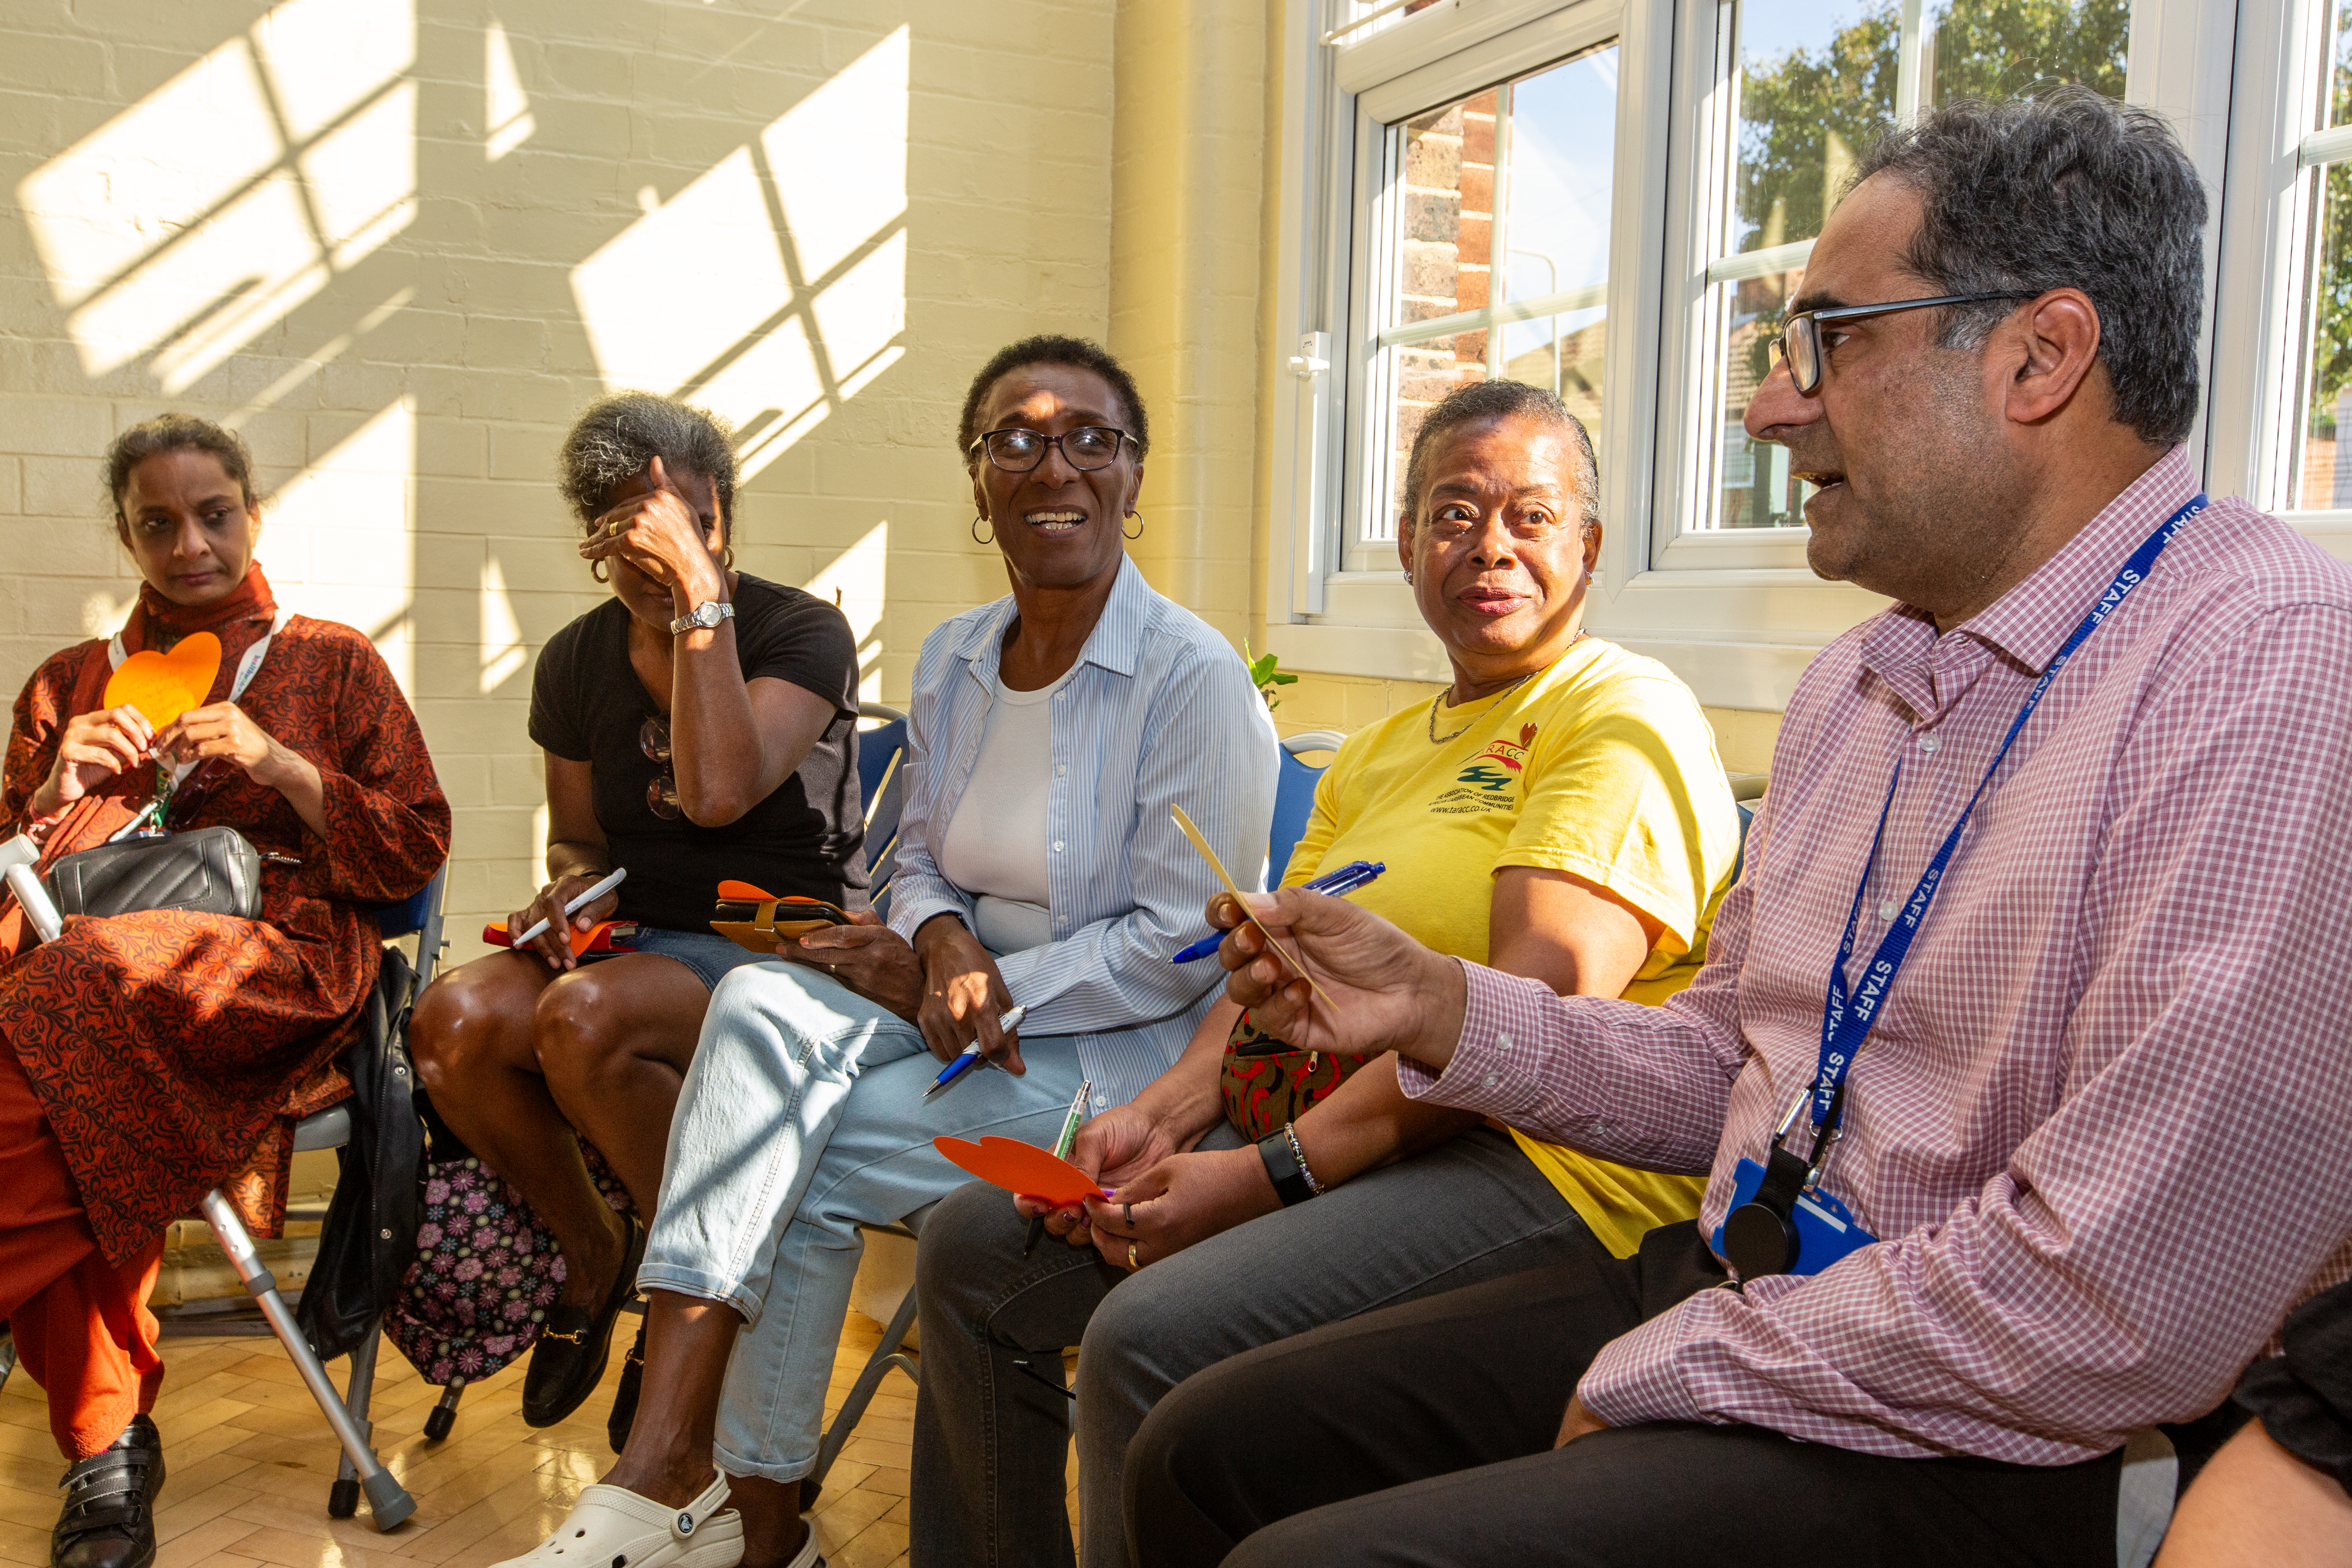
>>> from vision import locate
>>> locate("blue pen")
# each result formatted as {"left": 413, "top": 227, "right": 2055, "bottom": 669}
{"left": 1171, "top": 860, "right": 1387, "bottom": 962}
{"left": 924, "top": 1005, "right": 1027, "bottom": 1100}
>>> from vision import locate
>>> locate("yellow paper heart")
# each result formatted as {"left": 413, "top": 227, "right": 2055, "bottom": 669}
{"left": 103, "top": 632, "right": 222, "bottom": 730}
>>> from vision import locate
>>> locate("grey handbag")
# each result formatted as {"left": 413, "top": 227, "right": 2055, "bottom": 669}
{"left": 40, "top": 824, "right": 261, "bottom": 921}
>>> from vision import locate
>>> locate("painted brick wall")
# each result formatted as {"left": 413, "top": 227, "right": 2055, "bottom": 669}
{"left": 0, "top": 0, "right": 1115, "bottom": 959}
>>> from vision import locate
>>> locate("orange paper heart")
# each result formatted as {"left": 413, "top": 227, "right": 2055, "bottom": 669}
{"left": 934, "top": 1135, "right": 1105, "bottom": 1208}
{"left": 481, "top": 916, "right": 617, "bottom": 959}
{"left": 103, "top": 632, "right": 222, "bottom": 730}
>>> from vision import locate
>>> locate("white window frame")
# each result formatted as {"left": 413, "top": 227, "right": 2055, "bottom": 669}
{"left": 2207, "top": 0, "right": 2352, "bottom": 564}
{"left": 1267, "top": 0, "right": 2246, "bottom": 710}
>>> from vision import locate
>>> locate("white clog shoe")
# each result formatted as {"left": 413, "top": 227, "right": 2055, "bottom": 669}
{"left": 493, "top": 1472, "right": 743, "bottom": 1568}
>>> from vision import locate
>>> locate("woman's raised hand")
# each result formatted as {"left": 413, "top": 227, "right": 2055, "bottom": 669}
{"left": 578, "top": 455, "right": 721, "bottom": 597}
{"left": 31, "top": 705, "right": 154, "bottom": 815}
{"left": 1016, "top": 1102, "right": 1176, "bottom": 1246}
{"left": 788, "top": 908, "right": 927, "bottom": 1019}
{"left": 510, "top": 871, "right": 620, "bottom": 971}
{"left": 910, "top": 915, "right": 1023, "bottom": 1073}
{"left": 1214, "top": 889, "right": 1471, "bottom": 1071}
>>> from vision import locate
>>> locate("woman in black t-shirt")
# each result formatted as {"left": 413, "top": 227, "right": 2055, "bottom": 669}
{"left": 409, "top": 392, "right": 862, "bottom": 1439}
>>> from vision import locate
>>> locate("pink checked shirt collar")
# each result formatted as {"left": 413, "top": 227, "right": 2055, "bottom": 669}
{"left": 1403, "top": 444, "right": 2352, "bottom": 1462}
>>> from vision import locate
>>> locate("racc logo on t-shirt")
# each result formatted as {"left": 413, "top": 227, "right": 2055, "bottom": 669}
{"left": 1430, "top": 722, "right": 1539, "bottom": 815}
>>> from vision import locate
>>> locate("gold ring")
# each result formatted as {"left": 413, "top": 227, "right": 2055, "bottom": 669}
{"left": 1127, "top": 1241, "right": 1140, "bottom": 1270}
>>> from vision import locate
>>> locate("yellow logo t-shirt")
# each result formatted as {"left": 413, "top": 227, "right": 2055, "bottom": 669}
{"left": 1283, "top": 637, "right": 1742, "bottom": 1255}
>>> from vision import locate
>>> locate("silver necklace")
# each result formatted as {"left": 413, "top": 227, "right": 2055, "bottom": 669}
{"left": 1426, "top": 633, "right": 1584, "bottom": 745}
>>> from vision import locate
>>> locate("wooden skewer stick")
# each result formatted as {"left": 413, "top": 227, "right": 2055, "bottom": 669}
{"left": 1169, "top": 805, "right": 1337, "bottom": 1011}
{"left": 863, "top": 747, "right": 902, "bottom": 832}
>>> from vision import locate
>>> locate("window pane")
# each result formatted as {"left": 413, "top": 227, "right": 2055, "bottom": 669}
{"left": 1695, "top": 0, "right": 2127, "bottom": 530}
{"left": 1366, "top": 46, "right": 1617, "bottom": 543}
{"left": 2330, "top": 0, "right": 2352, "bottom": 131}
{"left": 1501, "top": 50, "right": 1617, "bottom": 458}
{"left": 2293, "top": 161, "right": 2352, "bottom": 509}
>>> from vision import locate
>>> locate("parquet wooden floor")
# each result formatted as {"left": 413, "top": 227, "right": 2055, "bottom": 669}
{"left": 0, "top": 1312, "right": 1080, "bottom": 1568}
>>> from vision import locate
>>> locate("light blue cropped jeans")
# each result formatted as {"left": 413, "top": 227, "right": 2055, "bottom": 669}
{"left": 639, "top": 959, "right": 1099, "bottom": 1483}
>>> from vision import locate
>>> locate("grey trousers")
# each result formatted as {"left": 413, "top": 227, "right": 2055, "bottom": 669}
{"left": 906, "top": 1126, "right": 1605, "bottom": 1568}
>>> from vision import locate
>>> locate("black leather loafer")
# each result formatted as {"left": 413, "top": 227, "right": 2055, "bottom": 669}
{"left": 53, "top": 1414, "right": 164, "bottom": 1568}
{"left": 523, "top": 1213, "right": 644, "bottom": 1428}
{"left": 606, "top": 1320, "right": 645, "bottom": 1454}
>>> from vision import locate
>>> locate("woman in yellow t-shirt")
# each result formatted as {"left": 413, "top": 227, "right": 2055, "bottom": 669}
{"left": 904, "top": 380, "right": 1742, "bottom": 1568}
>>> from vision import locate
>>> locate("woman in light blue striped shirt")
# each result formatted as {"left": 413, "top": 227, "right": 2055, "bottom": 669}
{"left": 492, "top": 336, "right": 1278, "bottom": 1568}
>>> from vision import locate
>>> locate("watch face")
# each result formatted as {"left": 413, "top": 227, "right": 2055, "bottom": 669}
{"left": 696, "top": 603, "right": 722, "bottom": 627}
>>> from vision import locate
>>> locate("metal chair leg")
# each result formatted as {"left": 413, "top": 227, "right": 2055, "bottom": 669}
{"left": 423, "top": 1380, "right": 463, "bottom": 1441}
{"left": 811, "top": 1283, "right": 921, "bottom": 1487}
{"left": 199, "top": 1191, "right": 415, "bottom": 1529}
{"left": 327, "top": 1320, "right": 384, "bottom": 1518}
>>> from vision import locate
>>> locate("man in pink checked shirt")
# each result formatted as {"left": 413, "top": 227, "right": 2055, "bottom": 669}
{"left": 1120, "top": 89, "right": 2352, "bottom": 1568}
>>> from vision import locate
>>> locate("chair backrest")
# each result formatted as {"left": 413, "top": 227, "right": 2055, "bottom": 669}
{"left": 856, "top": 703, "right": 910, "bottom": 917}
{"left": 376, "top": 863, "right": 450, "bottom": 987}
{"left": 1267, "top": 730, "right": 1346, "bottom": 890}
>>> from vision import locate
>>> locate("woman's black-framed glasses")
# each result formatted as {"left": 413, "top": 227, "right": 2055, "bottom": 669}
{"left": 970, "top": 426, "right": 1135, "bottom": 474}
{"left": 1770, "top": 291, "right": 2037, "bottom": 396}
{"left": 640, "top": 715, "right": 679, "bottom": 820}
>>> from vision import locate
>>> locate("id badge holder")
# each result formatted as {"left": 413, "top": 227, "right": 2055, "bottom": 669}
{"left": 1713, "top": 1157, "right": 1879, "bottom": 1276}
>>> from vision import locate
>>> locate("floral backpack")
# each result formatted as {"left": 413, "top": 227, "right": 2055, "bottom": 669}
{"left": 381, "top": 1099, "right": 634, "bottom": 1387}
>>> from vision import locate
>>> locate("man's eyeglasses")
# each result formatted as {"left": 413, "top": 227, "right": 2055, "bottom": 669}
{"left": 969, "top": 426, "right": 1136, "bottom": 474}
{"left": 1770, "top": 292, "right": 2037, "bottom": 396}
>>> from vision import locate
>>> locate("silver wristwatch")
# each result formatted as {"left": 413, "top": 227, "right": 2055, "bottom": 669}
{"left": 670, "top": 600, "right": 735, "bottom": 635}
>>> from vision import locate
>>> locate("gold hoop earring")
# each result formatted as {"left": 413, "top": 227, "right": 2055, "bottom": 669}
{"left": 1123, "top": 510, "right": 1144, "bottom": 541}
{"left": 590, "top": 558, "right": 611, "bottom": 584}
{"left": 972, "top": 514, "right": 995, "bottom": 546}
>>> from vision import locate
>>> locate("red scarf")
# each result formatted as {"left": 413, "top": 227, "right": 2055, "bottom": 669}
{"left": 118, "top": 561, "right": 280, "bottom": 675}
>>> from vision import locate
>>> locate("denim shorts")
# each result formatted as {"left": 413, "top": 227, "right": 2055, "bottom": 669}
{"left": 623, "top": 926, "right": 773, "bottom": 991}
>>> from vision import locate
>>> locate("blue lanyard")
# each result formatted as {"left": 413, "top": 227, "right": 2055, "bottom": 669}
{"left": 1804, "top": 494, "right": 2207, "bottom": 1132}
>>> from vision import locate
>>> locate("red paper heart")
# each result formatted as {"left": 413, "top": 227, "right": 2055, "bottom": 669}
{"left": 103, "top": 632, "right": 222, "bottom": 730}
{"left": 934, "top": 1135, "right": 1105, "bottom": 1208}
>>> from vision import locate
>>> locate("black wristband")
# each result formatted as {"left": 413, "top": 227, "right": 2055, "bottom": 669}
{"left": 1256, "top": 1130, "right": 1317, "bottom": 1207}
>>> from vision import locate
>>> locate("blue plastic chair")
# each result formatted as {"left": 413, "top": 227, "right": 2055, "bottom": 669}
{"left": 856, "top": 702, "right": 909, "bottom": 915}
{"left": 1268, "top": 731, "right": 1345, "bottom": 889}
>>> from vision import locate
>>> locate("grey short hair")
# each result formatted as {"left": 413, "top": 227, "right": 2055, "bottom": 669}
{"left": 1850, "top": 87, "right": 2207, "bottom": 446}
{"left": 1401, "top": 380, "right": 1600, "bottom": 533}
{"left": 557, "top": 392, "right": 738, "bottom": 531}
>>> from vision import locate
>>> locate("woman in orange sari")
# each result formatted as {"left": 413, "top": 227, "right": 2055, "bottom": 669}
{"left": 0, "top": 415, "right": 448, "bottom": 1568}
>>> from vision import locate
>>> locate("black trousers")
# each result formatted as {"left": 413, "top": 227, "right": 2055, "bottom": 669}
{"left": 1124, "top": 1221, "right": 2123, "bottom": 1568}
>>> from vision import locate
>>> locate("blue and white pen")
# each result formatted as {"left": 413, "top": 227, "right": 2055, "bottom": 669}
{"left": 924, "top": 1004, "right": 1027, "bottom": 1100}
{"left": 1171, "top": 860, "right": 1387, "bottom": 963}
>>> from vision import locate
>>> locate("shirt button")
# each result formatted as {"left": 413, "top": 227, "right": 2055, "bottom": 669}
{"left": 1497, "top": 1032, "right": 1512, "bottom": 1051}
{"left": 1482, "top": 1072, "right": 1500, "bottom": 1089}
{"left": 1093, "top": 1094, "right": 1107, "bottom": 1107}
{"left": 1056, "top": 764, "right": 1067, "bottom": 776}
{"left": 1585, "top": 1117, "right": 1609, "bottom": 1137}
{"left": 1052, "top": 841, "right": 1065, "bottom": 853}
{"left": 1919, "top": 734, "right": 1939, "bottom": 753}
{"left": 1879, "top": 900, "right": 1900, "bottom": 921}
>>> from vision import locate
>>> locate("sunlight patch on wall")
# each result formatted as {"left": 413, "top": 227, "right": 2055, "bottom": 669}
{"left": 485, "top": 20, "right": 536, "bottom": 161}
{"left": 480, "top": 551, "right": 527, "bottom": 693}
{"left": 17, "top": 0, "right": 416, "bottom": 391}
{"left": 808, "top": 521, "right": 888, "bottom": 701}
{"left": 268, "top": 397, "right": 416, "bottom": 690}
{"left": 569, "top": 25, "right": 907, "bottom": 481}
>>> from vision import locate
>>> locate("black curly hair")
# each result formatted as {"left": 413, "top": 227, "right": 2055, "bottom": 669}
{"left": 956, "top": 335, "right": 1149, "bottom": 470}
{"left": 105, "top": 414, "right": 261, "bottom": 519}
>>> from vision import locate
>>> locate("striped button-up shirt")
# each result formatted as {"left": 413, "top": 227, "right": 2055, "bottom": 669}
{"left": 1403, "top": 445, "right": 2352, "bottom": 1462}
{"left": 889, "top": 555, "right": 1279, "bottom": 1107}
